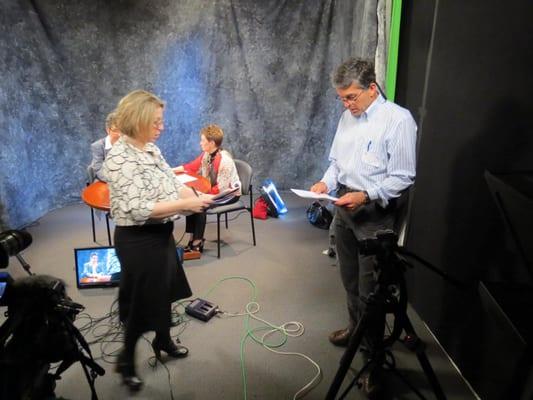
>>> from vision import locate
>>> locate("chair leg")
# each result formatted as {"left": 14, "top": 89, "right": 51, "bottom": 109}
{"left": 90, "top": 208, "right": 96, "bottom": 243}
{"left": 249, "top": 186, "right": 256, "bottom": 246}
{"left": 225, "top": 212, "right": 228, "bottom": 229}
{"left": 249, "top": 209, "right": 256, "bottom": 246}
{"left": 217, "top": 213, "right": 221, "bottom": 258}
{"left": 105, "top": 213, "right": 112, "bottom": 246}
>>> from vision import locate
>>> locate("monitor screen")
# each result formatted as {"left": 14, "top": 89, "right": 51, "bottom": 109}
{"left": 74, "top": 246, "right": 121, "bottom": 289}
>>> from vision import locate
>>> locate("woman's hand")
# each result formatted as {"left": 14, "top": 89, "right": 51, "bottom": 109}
{"left": 179, "top": 186, "right": 199, "bottom": 198}
{"left": 182, "top": 195, "right": 213, "bottom": 213}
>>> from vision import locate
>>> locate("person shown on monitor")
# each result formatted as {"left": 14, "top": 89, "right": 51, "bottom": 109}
{"left": 174, "top": 124, "right": 241, "bottom": 253}
{"left": 89, "top": 112, "right": 121, "bottom": 181}
{"left": 102, "top": 90, "right": 212, "bottom": 392}
{"left": 310, "top": 58, "right": 417, "bottom": 398}
{"left": 81, "top": 252, "right": 106, "bottom": 279}
{"left": 105, "top": 250, "right": 121, "bottom": 278}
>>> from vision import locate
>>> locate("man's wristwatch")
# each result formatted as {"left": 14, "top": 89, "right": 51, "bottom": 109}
{"left": 362, "top": 191, "right": 370, "bottom": 204}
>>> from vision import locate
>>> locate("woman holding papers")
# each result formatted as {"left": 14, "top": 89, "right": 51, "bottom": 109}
{"left": 103, "top": 90, "right": 212, "bottom": 391}
{"left": 174, "top": 124, "right": 241, "bottom": 252}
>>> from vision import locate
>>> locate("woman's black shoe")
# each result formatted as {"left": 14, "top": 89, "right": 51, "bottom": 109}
{"left": 184, "top": 238, "right": 205, "bottom": 253}
{"left": 152, "top": 337, "right": 189, "bottom": 361}
{"left": 115, "top": 352, "right": 143, "bottom": 392}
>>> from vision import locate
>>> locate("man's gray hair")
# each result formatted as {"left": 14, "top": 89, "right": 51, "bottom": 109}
{"left": 331, "top": 58, "right": 376, "bottom": 89}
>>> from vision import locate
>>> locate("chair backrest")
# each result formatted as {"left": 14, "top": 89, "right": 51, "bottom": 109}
{"left": 87, "top": 165, "right": 96, "bottom": 184}
{"left": 234, "top": 159, "right": 253, "bottom": 195}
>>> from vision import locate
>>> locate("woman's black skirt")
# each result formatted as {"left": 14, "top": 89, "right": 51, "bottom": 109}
{"left": 114, "top": 221, "right": 192, "bottom": 333}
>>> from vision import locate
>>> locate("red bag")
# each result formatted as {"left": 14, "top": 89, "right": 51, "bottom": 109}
{"left": 253, "top": 197, "right": 269, "bottom": 219}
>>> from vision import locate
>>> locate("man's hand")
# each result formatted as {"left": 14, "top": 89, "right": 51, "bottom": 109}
{"left": 310, "top": 181, "right": 328, "bottom": 194}
{"left": 334, "top": 192, "right": 367, "bottom": 210}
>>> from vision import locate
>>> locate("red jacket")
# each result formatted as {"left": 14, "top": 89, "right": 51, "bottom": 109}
{"left": 183, "top": 152, "right": 222, "bottom": 194}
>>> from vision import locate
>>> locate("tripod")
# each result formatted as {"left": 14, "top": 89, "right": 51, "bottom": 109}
{"left": 326, "top": 232, "right": 450, "bottom": 400}
{"left": 0, "top": 276, "right": 105, "bottom": 400}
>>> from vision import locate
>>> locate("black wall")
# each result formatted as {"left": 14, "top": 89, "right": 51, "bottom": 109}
{"left": 396, "top": 1, "right": 533, "bottom": 398}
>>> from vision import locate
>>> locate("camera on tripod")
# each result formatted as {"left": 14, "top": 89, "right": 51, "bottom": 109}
{"left": 357, "top": 229, "right": 398, "bottom": 257}
{"left": 0, "top": 229, "right": 104, "bottom": 399}
{"left": 0, "top": 229, "right": 32, "bottom": 305}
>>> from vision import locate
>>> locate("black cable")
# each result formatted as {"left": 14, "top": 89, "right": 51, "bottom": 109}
{"left": 74, "top": 298, "right": 190, "bottom": 399}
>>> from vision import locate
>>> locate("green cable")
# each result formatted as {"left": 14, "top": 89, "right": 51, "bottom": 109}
{"left": 385, "top": 0, "right": 403, "bottom": 101}
{"left": 200, "top": 275, "right": 293, "bottom": 400}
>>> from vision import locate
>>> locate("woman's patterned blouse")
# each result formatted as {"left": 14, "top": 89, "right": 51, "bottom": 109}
{"left": 102, "top": 136, "right": 185, "bottom": 226}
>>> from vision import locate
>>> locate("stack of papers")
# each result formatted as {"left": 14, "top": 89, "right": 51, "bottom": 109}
{"left": 211, "top": 186, "right": 240, "bottom": 205}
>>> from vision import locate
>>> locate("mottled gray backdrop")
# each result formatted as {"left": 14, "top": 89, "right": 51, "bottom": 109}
{"left": 0, "top": 0, "right": 382, "bottom": 229}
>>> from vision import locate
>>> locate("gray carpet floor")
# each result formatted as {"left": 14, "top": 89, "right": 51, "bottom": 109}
{"left": 1, "top": 192, "right": 478, "bottom": 400}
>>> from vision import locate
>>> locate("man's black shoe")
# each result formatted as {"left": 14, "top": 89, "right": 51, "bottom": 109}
{"left": 328, "top": 328, "right": 352, "bottom": 347}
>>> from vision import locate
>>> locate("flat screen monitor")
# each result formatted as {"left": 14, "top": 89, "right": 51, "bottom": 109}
{"left": 74, "top": 246, "right": 121, "bottom": 289}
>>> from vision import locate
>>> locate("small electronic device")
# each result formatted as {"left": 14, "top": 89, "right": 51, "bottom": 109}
{"left": 74, "top": 246, "right": 121, "bottom": 289}
{"left": 74, "top": 246, "right": 186, "bottom": 289}
{"left": 185, "top": 298, "right": 219, "bottom": 321}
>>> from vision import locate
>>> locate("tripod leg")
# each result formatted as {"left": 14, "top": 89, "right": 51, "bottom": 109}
{"left": 326, "top": 312, "right": 371, "bottom": 400}
{"left": 402, "top": 317, "right": 447, "bottom": 400}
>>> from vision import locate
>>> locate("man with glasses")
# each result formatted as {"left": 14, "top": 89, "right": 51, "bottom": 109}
{"left": 89, "top": 112, "right": 121, "bottom": 181}
{"left": 310, "top": 58, "right": 417, "bottom": 398}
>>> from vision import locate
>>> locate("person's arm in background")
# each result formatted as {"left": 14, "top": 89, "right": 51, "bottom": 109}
{"left": 90, "top": 139, "right": 106, "bottom": 181}
{"left": 174, "top": 153, "right": 203, "bottom": 174}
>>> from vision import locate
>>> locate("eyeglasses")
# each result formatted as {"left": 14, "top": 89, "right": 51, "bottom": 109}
{"left": 338, "top": 89, "right": 366, "bottom": 104}
{"left": 153, "top": 119, "right": 165, "bottom": 128}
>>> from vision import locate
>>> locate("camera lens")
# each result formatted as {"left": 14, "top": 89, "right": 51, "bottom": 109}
{"left": 0, "top": 230, "right": 33, "bottom": 268}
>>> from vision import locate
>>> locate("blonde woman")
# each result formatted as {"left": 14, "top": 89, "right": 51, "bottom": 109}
{"left": 103, "top": 90, "right": 212, "bottom": 391}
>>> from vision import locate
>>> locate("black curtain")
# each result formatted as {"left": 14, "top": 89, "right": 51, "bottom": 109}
{"left": 396, "top": 0, "right": 533, "bottom": 397}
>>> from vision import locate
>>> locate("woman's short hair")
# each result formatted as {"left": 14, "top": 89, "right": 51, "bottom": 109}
{"left": 200, "top": 124, "right": 224, "bottom": 147}
{"left": 115, "top": 90, "right": 165, "bottom": 139}
{"left": 331, "top": 58, "right": 376, "bottom": 89}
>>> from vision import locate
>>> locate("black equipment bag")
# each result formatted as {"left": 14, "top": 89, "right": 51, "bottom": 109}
{"left": 306, "top": 201, "right": 332, "bottom": 229}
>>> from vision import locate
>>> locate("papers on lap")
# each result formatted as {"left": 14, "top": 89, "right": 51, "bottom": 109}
{"left": 211, "top": 186, "right": 240, "bottom": 205}
{"left": 290, "top": 188, "right": 339, "bottom": 202}
{"left": 175, "top": 174, "right": 197, "bottom": 184}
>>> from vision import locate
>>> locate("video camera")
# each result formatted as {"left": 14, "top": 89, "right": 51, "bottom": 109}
{"left": 0, "top": 229, "right": 32, "bottom": 268}
{"left": 0, "top": 229, "right": 33, "bottom": 306}
{"left": 358, "top": 230, "right": 399, "bottom": 256}
{"left": 0, "top": 229, "right": 104, "bottom": 399}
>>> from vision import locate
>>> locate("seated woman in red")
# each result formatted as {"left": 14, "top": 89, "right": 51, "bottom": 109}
{"left": 175, "top": 124, "right": 241, "bottom": 252}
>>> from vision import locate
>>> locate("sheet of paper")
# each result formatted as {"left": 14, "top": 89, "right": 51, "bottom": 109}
{"left": 175, "top": 174, "right": 197, "bottom": 184}
{"left": 290, "top": 188, "right": 339, "bottom": 202}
